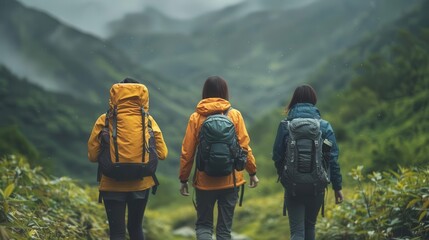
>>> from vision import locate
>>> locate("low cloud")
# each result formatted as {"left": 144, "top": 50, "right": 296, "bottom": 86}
{"left": 18, "top": 0, "right": 243, "bottom": 37}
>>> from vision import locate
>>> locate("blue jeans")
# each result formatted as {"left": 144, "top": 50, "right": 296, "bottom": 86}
{"left": 286, "top": 192, "right": 324, "bottom": 240}
{"left": 195, "top": 188, "right": 238, "bottom": 240}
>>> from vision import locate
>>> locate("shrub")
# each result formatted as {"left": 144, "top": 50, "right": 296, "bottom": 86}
{"left": 317, "top": 166, "right": 429, "bottom": 240}
{"left": 0, "top": 155, "right": 108, "bottom": 239}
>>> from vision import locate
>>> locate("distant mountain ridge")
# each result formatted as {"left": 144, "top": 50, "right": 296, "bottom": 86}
{"left": 0, "top": 0, "right": 194, "bottom": 180}
{"left": 1, "top": 0, "right": 427, "bottom": 182}
{"left": 0, "top": 0, "right": 128, "bottom": 102}
{"left": 109, "top": 0, "right": 318, "bottom": 36}
{"left": 108, "top": 0, "right": 423, "bottom": 113}
{"left": 0, "top": 0, "right": 190, "bottom": 108}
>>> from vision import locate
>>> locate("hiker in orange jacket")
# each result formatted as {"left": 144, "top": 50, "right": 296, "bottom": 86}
{"left": 179, "top": 76, "right": 259, "bottom": 239}
{"left": 88, "top": 77, "right": 168, "bottom": 240}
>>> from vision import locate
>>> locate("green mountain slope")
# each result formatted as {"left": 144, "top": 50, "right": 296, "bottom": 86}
{"left": 316, "top": 0, "right": 429, "bottom": 174}
{"left": 1, "top": 1, "right": 429, "bottom": 239}
{"left": 0, "top": 0, "right": 129, "bottom": 102}
{"left": 108, "top": 0, "right": 423, "bottom": 114}
{"left": 1, "top": 0, "right": 194, "bottom": 116}
{"left": 249, "top": 0, "right": 429, "bottom": 179}
{"left": 0, "top": 0, "right": 196, "bottom": 179}
{"left": 0, "top": 65, "right": 100, "bottom": 179}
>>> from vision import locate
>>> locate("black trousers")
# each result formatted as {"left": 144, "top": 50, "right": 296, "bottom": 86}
{"left": 103, "top": 192, "right": 149, "bottom": 240}
{"left": 195, "top": 188, "right": 238, "bottom": 240}
{"left": 286, "top": 192, "right": 324, "bottom": 240}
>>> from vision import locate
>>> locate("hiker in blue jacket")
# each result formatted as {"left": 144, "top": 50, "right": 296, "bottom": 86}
{"left": 272, "top": 84, "right": 343, "bottom": 240}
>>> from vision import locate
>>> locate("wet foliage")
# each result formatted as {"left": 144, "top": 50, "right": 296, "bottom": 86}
{"left": 318, "top": 166, "right": 429, "bottom": 239}
{"left": 0, "top": 155, "right": 108, "bottom": 239}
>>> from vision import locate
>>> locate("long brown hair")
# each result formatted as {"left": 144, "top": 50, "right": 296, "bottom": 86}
{"left": 286, "top": 84, "right": 317, "bottom": 111}
{"left": 202, "top": 76, "right": 229, "bottom": 100}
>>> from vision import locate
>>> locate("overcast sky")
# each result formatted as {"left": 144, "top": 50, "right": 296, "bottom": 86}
{"left": 18, "top": 0, "right": 244, "bottom": 37}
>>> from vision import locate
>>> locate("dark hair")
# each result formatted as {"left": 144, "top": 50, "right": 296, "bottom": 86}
{"left": 286, "top": 84, "right": 317, "bottom": 111}
{"left": 202, "top": 76, "right": 229, "bottom": 100}
{"left": 120, "top": 77, "right": 139, "bottom": 83}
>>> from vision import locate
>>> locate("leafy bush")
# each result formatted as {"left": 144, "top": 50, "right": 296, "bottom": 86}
{"left": 0, "top": 155, "right": 108, "bottom": 239}
{"left": 317, "top": 166, "right": 429, "bottom": 239}
{"left": 0, "top": 155, "right": 189, "bottom": 240}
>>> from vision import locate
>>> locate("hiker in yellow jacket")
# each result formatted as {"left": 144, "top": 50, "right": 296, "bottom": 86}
{"left": 88, "top": 78, "right": 168, "bottom": 240}
{"left": 179, "top": 76, "right": 259, "bottom": 240}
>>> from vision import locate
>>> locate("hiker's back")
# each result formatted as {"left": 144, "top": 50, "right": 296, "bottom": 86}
{"left": 178, "top": 76, "right": 259, "bottom": 240}
{"left": 272, "top": 86, "right": 343, "bottom": 240}
{"left": 281, "top": 117, "right": 329, "bottom": 196}
{"left": 179, "top": 97, "right": 256, "bottom": 191}
{"left": 87, "top": 78, "right": 169, "bottom": 240}
{"left": 197, "top": 111, "right": 245, "bottom": 177}
{"left": 97, "top": 83, "right": 159, "bottom": 182}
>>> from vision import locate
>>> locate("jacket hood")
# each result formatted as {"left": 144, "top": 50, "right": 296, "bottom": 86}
{"left": 196, "top": 98, "right": 231, "bottom": 116}
{"left": 287, "top": 103, "right": 321, "bottom": 120}
{"left": 109, "top": 83, "right": 149, "bottom": 111}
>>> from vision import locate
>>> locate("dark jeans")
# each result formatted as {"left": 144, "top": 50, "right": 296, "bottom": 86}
{"left": 286, "top": 192, "right": 324, "bottom": 240}
{"left": 103, "top": 191, "right": 149, "bottom": 240}
{"left": 195, "top": 188, "right": 238, "bottom": 240}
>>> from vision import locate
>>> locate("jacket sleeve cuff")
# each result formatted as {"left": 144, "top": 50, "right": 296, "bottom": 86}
{"left": 249, "top": 172, "right": 256, "bottom": 177}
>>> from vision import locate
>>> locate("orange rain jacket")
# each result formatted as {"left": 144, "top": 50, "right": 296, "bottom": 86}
{"left": 88, "top": 83, "right": 168, "bottom": 192}
{"left": 179, "top": 98, "right": 257, "bottom": 190}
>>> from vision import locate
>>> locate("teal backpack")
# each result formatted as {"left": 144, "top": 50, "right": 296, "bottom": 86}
{"left": 195, "top": 108, "right": 247, "bottom": 205}
{"left": 196, "top": 108, "right": 246, "bottom": 177}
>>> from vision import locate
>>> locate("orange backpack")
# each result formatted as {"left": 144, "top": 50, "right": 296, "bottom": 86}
{"left": 97, "top": 83, "right": 158, "bottom": 185}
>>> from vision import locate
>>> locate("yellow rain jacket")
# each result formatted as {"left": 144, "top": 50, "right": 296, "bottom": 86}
{"left": 88, "top": 83, "right": 168, "bottom": 192}
{"left": 179, "top": 98, "right": 257, "bottom": 190}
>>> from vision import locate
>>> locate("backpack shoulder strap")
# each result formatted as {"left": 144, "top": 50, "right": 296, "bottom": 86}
{"left": 97, "top": 110, "right": 110, "bottom": 183}
{"left": 104, "top": 110, "right": 110, "bottom": 127}
{"left": 112, "top": 105, "right": 120, "bottom": 163}
{"left": 286, "top": 120, "right": 295, "bottom": 142}
{"left": 141, "top": 107, "right": 147, "bottom": 163}
{"left": 223, "top": 107, "right": 232, "bottom": 116}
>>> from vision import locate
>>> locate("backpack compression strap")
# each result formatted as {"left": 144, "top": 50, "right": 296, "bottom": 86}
{"left": 141, "top": 107, "right": 146, "bottom": 163}
{"left": 140, "top": 107, "right": 155, "bottom": 161}
{"left": 112, "top": 105, "right": 120, "bottom": 163}
{"left": 111, "top": 106, "right": 152, "bottom": 164}
{"left": 141, "top": 107, "right": 159, "bottom": 195}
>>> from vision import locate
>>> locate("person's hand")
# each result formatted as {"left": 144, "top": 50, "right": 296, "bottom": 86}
{"left": 180, "top": 182, "right": 190, "bottom": 196}
{"left": 335, "top": 190, "right": 343, "bottom": 204}
{"left": 249, "top": 175, "right": 259, "bottom": 188}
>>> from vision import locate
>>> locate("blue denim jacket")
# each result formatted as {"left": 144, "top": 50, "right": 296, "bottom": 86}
{"left": 272, "top": 103, "right": 342, "bottom": 190}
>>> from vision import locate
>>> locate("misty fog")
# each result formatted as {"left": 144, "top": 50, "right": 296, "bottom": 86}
{"left": 18, "top": 0, "right": 244, "bottom": 37}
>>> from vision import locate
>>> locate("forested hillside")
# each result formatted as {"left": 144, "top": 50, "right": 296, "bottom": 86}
{"left": 316, "top": 0, "right": 429, "bottom": 175}
{"left": 250, "top": 0, "right": 429, "bottom": 178}
{"left": 1, "top": 0, "right": 423, "bottom": 182}
{"left": 1, "top": 0, "right": 429, "bottom": 239}
{"left": 108, "top": 0, "right": 423, "bottom": 113}
{"left": 0, "top": 65, "right": 100, "bottom": 178}
{"left": 0, "top": 0, "right": 194, "bottom": 180}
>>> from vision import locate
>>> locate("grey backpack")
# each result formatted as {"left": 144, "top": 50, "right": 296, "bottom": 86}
{"left": 281, "top": 118, "right": 330, "bottom": 197}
